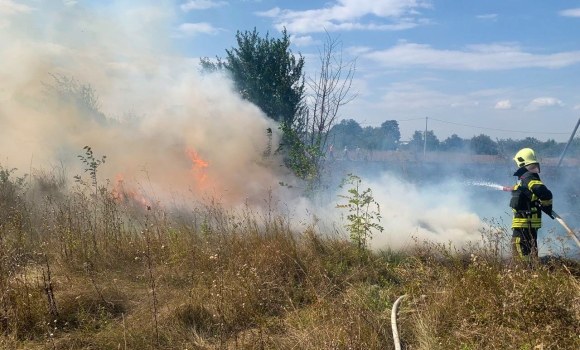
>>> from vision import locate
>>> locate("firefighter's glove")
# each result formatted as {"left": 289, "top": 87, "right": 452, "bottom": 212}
{"left": 541, "top": 205, "right": 554, "bottom": 219}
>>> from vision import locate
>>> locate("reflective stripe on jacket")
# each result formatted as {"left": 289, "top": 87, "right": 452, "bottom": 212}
{"left": 511, "top": 171, "right": 553, "bottom": 229}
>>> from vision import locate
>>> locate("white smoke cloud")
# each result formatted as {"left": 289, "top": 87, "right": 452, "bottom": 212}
{"left": 364, "top": 174, "right": 485, "bottom": 250}
{"left": 0, "top": 0, "right": 290, "bottom": 205}
{"left": 0, "top": 0, "right": 35, "bottom": 15}
{"left": 301, "top": 173, "right": 489, "bottom": 252}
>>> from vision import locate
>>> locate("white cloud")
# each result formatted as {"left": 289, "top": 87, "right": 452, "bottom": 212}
{"left": 495, "top": 100, "right": 512, "bottom": 109}
{"left": 451, "top": 101, "right": 478, "bottom": 108}
{"left": 255, "top": 0, "right": 430, "bottom": 34}
{"left": 476, "top": 14, "right": 498, "bottom": 21}
{"left": 575, "top": 105, "right": 580, "bottom": 110}
{"left": 364, "top": 42, "right": 580, "bottom": 71}
{"left": 0, "top": 0, "right": 35, "bottom": 15}
{"left": 177, "top": 22, "right": 222, "bottom": 36}
{"left": 468, "top": 88, "right": 512, "bottom": 97}
{"left": 526, "top": 97, "right": 563, "bottom": 111}
{"left": 374, "top": 84, "right": 538, "bottom": 112}
{"left": 289, "top": 35, "right": 320, "bottom": 47}
{"left": 379, "top": 83, "right": 467, "bottom": 110}
{"left": 255, "top": 7, "right": 280, "bottom": 17}
{"left": 347, "top": 46, "right": 373, "bottom": 55}
{"left": 181, "top": 0, "right": 228, "bottom": 11}
{"left": 559, "top": 8, "right": 580, "bottom": 17}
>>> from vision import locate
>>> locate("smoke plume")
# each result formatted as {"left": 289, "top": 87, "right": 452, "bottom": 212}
{"left": 0, "top": 0, "right": 288, "bottom": 204}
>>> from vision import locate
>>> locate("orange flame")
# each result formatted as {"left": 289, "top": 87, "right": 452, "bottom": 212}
{"left": 186, "top": 148, "right": 209, "bottom": 186}
{"left": 111, "top": 174, "right": 150, "bottom": 207}
{"left": 186, "top": 149, "right": 209, "bottom": 168}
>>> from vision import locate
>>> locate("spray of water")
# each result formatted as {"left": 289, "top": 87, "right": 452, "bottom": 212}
{"left": 463, "top": 181, "right": 506, "bottom": 191}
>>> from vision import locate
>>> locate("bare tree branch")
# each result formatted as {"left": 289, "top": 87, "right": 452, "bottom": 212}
{"left": 306, "top": 31, "right": 358, "bottom": 151}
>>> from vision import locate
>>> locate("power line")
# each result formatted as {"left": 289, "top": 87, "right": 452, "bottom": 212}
{"left": 429, "top": 117, "right": 570, "bottom": 135}
{"left": 358, "top": 117, "right": 425, "bottom": 126}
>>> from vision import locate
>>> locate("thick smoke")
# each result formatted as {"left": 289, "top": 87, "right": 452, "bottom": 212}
{"left": 0, "top": 0, "right": 288, "bottom": 204}
{"left": 314, "top": 173, "right": 488, "bottom": 251}
{"left": 367, "top": 174, "right": 485, "bottom": 250}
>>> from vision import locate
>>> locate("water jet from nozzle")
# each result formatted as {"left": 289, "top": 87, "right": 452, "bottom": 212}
{"left": 463, "top": 181, "right": 506, "bottom": 191}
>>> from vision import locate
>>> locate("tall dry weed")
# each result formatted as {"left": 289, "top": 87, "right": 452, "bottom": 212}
{"left": 0, "top": 167, "right": 579, "bottom": 349}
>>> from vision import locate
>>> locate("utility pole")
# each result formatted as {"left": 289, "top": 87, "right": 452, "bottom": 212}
{"left": 556, "top": 117, "right": 580, "bottom": 168}
{"left": 424, "top": 117, "right": 428, "bottom": 156}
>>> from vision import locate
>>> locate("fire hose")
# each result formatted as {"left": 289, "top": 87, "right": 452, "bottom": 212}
{"left": 389, "top": 208, "right": 580, "bottom": 350}
{"left": 502, "top": 186, "right": 580, "bottom": 250}
{"left": 551, "top": 210, "right": 580, "bottom": 250}
{"left": 391, "top": 294, "right": 406, "bottom": 350}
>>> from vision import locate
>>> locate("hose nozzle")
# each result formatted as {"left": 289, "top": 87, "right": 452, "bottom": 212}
{"left": 503, "top": 186, "right": 513, "bottom": 191}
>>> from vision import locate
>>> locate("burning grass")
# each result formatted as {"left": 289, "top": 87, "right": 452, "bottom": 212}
{"left": 0, "top": 169, "right": 579, "bottom": 349}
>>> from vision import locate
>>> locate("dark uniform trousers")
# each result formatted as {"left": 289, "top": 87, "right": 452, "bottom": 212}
{"left": 512, "top": 227, "right": 538, "bottom": 259}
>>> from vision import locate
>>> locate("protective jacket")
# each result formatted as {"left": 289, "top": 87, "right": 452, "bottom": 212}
{"left": 510, "top": 168, "right": 553, "bottom": 229}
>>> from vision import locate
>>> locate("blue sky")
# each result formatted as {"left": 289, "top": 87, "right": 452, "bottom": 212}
{"left": 3, "top": 0, "right": 580, "bottom": 142}
{"left": 171, "top": 0, "right": 580, "bottom": 142}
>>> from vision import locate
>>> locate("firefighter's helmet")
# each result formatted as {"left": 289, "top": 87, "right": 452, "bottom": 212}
{"left": 513, "top": 148, "right": 538, "bottom": 168}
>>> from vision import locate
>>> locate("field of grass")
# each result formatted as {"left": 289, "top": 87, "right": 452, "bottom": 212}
{"left": 0, "top": 167, "right": 579, "bottom": 349}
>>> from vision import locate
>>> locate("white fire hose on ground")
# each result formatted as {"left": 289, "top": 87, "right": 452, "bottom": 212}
{"left": 551, "top": 210, "right": 580, "bottom": 250}
{"left": 388, "top": 212, "right": 579, "bottom": 350}
{"left": 391, "top": 294, "right": 406, "bottom": 350}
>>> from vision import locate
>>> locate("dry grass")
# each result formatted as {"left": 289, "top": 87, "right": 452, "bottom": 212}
{"left": 0, "top": 169, "right": 579, "bottom": 349}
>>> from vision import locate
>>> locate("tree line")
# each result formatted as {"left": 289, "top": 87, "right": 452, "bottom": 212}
{"left": 327, "top": 118, "right": 577, "bottom": 157}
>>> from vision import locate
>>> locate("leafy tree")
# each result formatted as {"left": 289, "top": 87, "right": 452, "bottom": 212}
{"left": 566, "top": 138, "right": 580, "bottom": 157}
{"left": 521, "top": 137, "right": 542, "bottom": 149}
{"left": 496, "top": 136, "right": 565, "bottom": 158}
{"left": 361, "top": 126, "right": 381, "bottom": 153}
{"left": 380, "top": 120, "right": 401, "bottom": 150}
{"left": 199, "top": 57, "right": 225, "bottom": 74}
{"left": 541, "top": 139, "right": 564, "bottom": 157}
{"left": 200, "top": 28, "right": 305, "bottom": 126}
{"left": 441, "top": 134, "right": 466, "bottom": 152}
{"left": 202, "top": 30, "right": 358, "bottom": 198}
{"left": 496, "top": 138, "right": 519, "bottom": 157}
{"left": 407, "top": 130, "right": 439, "bottom": 152}
{"left": 470, "top": 134, "right": 499, "bottom": 155}
{"left": 42, "top": 74, "right": 108, "bottom": 125}
{"left": 328, "top": 119, "right": 364, "bottom": 150}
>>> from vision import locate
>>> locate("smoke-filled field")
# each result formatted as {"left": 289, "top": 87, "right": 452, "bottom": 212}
{"left": 2, "top": 1, "right": 580, "bottom": 349}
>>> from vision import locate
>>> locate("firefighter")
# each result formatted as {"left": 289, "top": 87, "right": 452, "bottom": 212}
{"left": 510, "top": 148, "right": 554, "bottom": 261}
